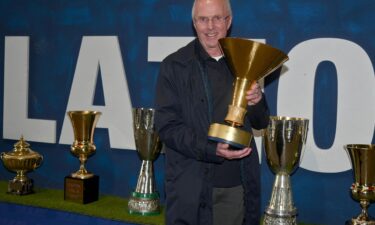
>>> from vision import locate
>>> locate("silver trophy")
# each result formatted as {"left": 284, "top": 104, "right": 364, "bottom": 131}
{"left": 263, "top": 116, "right": 309, "bottom": 225}
{"left": 128, "top": 108, "right": 162, "bottom": 215}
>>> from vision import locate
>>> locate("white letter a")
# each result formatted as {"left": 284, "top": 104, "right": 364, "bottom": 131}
{"left": 59, "top": 36, "right": 135, "bottom": 150}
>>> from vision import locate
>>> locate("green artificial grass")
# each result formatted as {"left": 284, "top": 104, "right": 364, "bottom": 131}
{"left": 0, "top": 180, "right": 165, "bottom": 225}
{"left": 0, "top": 180, "right": 319, "bottom": 225}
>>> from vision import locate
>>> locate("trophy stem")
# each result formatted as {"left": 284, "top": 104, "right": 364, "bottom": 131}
{"left": 224, "top": 78, "right": 252, "bottom": 126}
{"left": 359, "top": 200, "right": 370, "bottom": 220}
{"left": 350, "top": 200, "right": 375, "bottom": 224}
{"left": 263, "top": 173, "right": 297, "bottom": 225}
{"left": 71, "top": 154, "right": 93, "bottom": 179}
{"left": 135, "top": 160, "right": 156, "bottom": 193}
{"left": 15, "top": 171, "right": 28, "bottom": 182}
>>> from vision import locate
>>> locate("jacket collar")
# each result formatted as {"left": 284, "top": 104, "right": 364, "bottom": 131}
{"left": 171, "top": 38, "right": 212, "bottom": 66}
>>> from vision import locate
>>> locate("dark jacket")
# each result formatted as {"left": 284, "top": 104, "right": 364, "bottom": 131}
{"left": 155, "top": 39, "right": 270, "bottom": 225}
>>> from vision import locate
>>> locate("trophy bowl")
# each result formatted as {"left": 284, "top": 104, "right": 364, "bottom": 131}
{"left": 208, "top": 38, "right": 289, "bottom": 149}
{"left": 0, "top": 136, "right": 43, "bottom": 195}
{"left": 133, "top": 108, "right": 161, "bottom": 162}
{"left": 344, "top": 144, "right": 375, "bottom": 225}
{"left": 68, "top": 110, "right": 101, "bottom": 179}
{"left": 263, "top": 116, "right": 309, "bottom": 225}
{"left": 128, "top": 107, "right": 162, "bottom": 215}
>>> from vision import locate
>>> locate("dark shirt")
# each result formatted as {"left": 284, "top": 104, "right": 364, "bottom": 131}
{"left": 197, "top": 42, "right": 242, "bottom": 188}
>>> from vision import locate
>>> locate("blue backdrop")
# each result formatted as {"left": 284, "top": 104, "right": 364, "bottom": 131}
{"left": 0, "top": 1, "right": 374, "bottom": 225}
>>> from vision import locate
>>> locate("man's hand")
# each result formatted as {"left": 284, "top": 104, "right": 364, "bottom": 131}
{"left": 216, "top": 143, "right": 252, "bottom": 160}
{"left": 246, "top": 82, "right": 262, "bottom": 106}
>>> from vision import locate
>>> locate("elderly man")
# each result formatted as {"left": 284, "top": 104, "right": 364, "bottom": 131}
{"left": 155, "top": 0, "right": 269, "bottom": 224}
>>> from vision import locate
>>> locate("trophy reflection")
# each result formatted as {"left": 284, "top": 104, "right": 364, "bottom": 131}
{"left": 1, "top": 136, "right": 43, "bottom": 195}
{"left": 344, "top": 144, "right": 375, "bottom": 225}
{"left": 208, "top": 37, "right": 289, "bottom": 148}
{"left": 263, "top": 116, "right": 309, "bottom": 225}
{"left": 64, "top": 110, "right": 101, "bottom": 204}
{"left": 128, "top": 108, "right": 162, "bottom": 215}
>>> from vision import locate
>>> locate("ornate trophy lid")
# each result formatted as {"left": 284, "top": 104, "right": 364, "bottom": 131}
{"left": 1, "top": 136, "right": 42, "bottom": 160}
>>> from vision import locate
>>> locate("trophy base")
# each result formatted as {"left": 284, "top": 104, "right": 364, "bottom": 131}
{"left": 208, "top": 123, "right": 252, "bottom": 149}
{"left": 345, "top": 218, "right": 375, "bottom": 225}
{"left": 263, "top": 214, "right": 297, "bottom": 225}
{"left": 7, "top": 178, "right": 34, "bottom": 195}
{"left": 128, "top": 192, "right": 160, "bottom": 215}
{"left": 64, "top": 175, "right": 99, "bottom": 204}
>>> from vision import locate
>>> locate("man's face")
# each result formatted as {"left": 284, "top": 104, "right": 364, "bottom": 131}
{"left": 193, "top": 0, "right": 232, "bottom": 56}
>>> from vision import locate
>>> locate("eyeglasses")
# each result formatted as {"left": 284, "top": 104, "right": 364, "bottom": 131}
{"left": 194, "top": 15, "right": 229, "bottom": 26}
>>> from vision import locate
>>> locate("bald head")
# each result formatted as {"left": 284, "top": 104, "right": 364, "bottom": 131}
{"left": 192, "top": 0, "right": 232, "bottom": 20}
{"left": 191, "top": 0, "right": 233, "bottom": 57}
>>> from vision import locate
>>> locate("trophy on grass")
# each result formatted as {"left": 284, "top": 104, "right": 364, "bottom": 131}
{"left": 344, "top": 144, "right": 375, "bottom": 225}
{"left": 1, "top": 136, "right": 43, "bottom": 195}
{"left": 208, "top": 37, "right": 289, "bottom": 149}
{"left": 128, "top": 108, "right": 162, "bottom": 215}
{"left": 64, "top": 110, "right": 101, "bottom": 204}
{"left": 263, "top": 116, "right": 309, "bottom": 225}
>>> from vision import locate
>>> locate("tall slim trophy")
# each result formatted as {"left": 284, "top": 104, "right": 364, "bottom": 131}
{"left": 208, "top": 37, "right": 289, "bottom": 148}
{"left": 64, "top": 110, "right": 101, "bottom": 204}
{"left": 263, "top": 116, "right": 309, "bottom": 225}
{"left": 128, "top": 108, "right": 162, "bottom": 215}
{"left": 344, "top": 144, "right": 375, "bottom": 225}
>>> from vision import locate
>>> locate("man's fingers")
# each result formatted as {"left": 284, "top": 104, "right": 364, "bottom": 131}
{"left": 218, "top": 147, "right": 252, "bottom": 159}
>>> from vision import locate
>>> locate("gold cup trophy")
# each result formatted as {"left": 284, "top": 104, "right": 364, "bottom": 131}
{"left": 263, "top": 116, "right": 309, "bottom": 225}
{"left": 208, "top": 37, "right": 289, "bottom": 148}
{"left": 64, "top": 110, "right": 102, "bottom": 204}
{"left": 1, "top": 136, "right": 43, "bottom": 195}
{"left": 344, "top": 144, "right": 375, "bottom": 225}
{"left": 128, "top": 108, "right": 162, "bottom": 215}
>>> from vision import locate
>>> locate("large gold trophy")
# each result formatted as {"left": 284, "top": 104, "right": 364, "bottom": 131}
{"left": 1, "top": 136, "right": 43, "bottom": 195}
{"left": 344, "top": 144, "right": 375, "bottom": 225}
{"left": 263, "top": 116, "right": 309, "bottom": 225}
{"left": 208, "top": 38, "right": 289, "bottom": 148}
{"left": 64, "top": 110, "right": 101, "bottom": 204}
{"left": 128, "top": 108, "right": 162, "bottom": 215}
